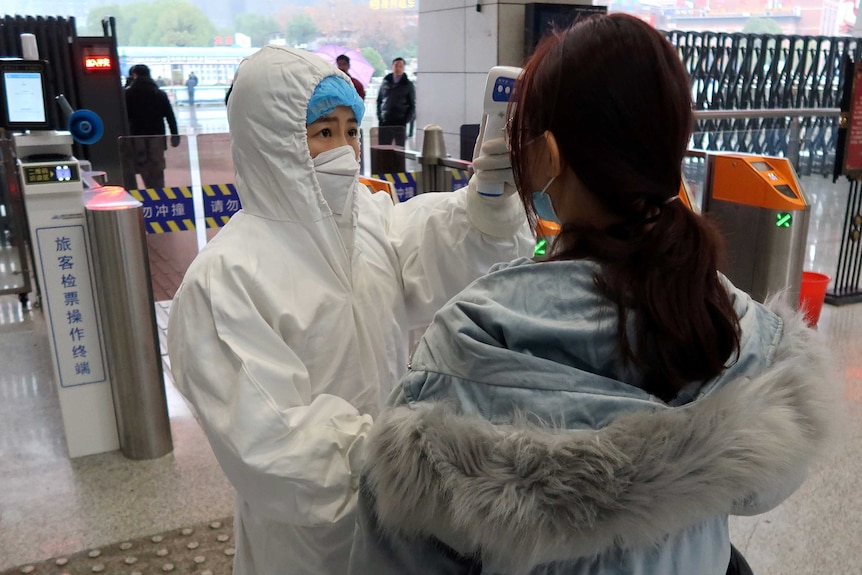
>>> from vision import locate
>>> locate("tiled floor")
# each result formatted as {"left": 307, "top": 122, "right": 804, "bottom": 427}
{"left": 0, "top": 173, "right": 861, "bottom": 573}
{"left": 0, "top": 297, "right": 234, "bottom": 571}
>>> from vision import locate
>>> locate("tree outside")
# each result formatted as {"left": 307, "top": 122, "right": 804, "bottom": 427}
{"left": 151, "top": 1, "right": 216, "bottom": 47}
{"left": 741, "top": 17, "right": 784, "bottom": 35}
{"left": 84, "top": 0, "right": 216, "bottom": 46}
{"left": 234, "top": 12, "right": 282, "bottom": 47}
{"left": 82, "top": 3, "right": 124, "bottom": 37}
{"left": 361, "top": 47, "right": 387, "bottom": 77}
{"left": 276, "top": 0, "right": 417, "bottom": 71}
{"left": 81, "top": 0, "right": 418, "bottom": 78}
{"left": 286, "top": 13, "right": 319, "bottom": 47}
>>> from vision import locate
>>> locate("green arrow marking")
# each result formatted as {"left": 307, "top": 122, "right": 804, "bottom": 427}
{"left": 534, "top": 238, "right": 548, "bottom": 256}
{"left": 776, "top": 213, "right": 792, "bottom": 228}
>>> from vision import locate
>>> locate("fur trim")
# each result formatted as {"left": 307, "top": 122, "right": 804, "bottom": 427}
{"left": 364, "top": 300, "right": 838, "bottom": 573}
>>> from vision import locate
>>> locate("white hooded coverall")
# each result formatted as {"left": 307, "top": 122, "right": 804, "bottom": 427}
{"left": 167, "top": 46, "right": 533, "bottom": 575}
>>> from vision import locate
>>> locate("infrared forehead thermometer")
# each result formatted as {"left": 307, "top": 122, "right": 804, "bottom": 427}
{"left": 476, "top": 66, "right": 522, "bottom": 197}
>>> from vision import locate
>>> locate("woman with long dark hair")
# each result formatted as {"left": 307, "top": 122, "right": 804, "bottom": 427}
{"left": 348, "top": 14, "right": 837, "bottom": 575}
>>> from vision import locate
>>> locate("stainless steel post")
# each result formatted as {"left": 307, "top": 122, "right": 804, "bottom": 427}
{"left": 420, "top": 125, "right": 447, "bottom": 192}
{"left": 85, "top": 188, "right": 172, "bottom": 460}
{"left": 787, "top": 117, "right": 802, "bottom": 171}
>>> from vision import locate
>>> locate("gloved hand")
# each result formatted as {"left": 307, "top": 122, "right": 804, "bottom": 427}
{"left": 471, "top": 137, "right": 515, "bottom": 197}
{"left": 466, "top": 136, "right": 526, "bottom": 239}
{"left": 170, "top": 135, "right": 181, "bottom": 148}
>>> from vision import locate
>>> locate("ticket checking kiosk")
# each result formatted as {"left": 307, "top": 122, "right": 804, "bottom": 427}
{"left": 2, "top": 58, "right": 119, "bottom": 457}
{"left": 703, "top": 153, "right": 810, "bottom": 304}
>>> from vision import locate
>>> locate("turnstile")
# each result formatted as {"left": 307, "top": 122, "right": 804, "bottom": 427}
{"left": 703, "top": 153, "right": 810, "bottom": 304}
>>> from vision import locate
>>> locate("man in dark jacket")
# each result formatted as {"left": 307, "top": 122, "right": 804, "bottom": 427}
{"left": 125, "top": 64, "right": 180, "bottom": 189}
{"left": 376, "top": 57, "right": 415, "bottom": 147}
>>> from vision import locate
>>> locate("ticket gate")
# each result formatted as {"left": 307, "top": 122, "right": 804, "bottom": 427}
{"left": 531, "top": 154, "right": 809, "bottom": 306}
{"left": 703, "top": 153, "right": 810, "bottom": 304}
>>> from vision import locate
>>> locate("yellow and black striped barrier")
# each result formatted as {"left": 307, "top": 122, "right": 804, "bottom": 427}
{"left": 130, "top": 187, "right": 195, "bottom": 234}
{"left": 203, "top": 183, "right": 242, "bottom": 229}
{"left": 449, "top": 168, "right": 470, "bottom": 191}
{"left": 371, "top": 172, "right": 419, "bottom": 202}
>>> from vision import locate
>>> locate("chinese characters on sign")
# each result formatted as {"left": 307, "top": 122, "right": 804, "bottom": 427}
{"left": 36, "top": 226, "right": 106, "bottom": 387}
{"left": 207, "top": 198, "right": 241, "bottom": 216}
{"left": 131, "top": 185, "right": 244, "bottom": 232}
{"left": 132, "top": 186, "right": 196, "bottom": 233}
{"left": 371, "top": 172, "right": 419, "bottom": 202}
{"left": 204, "top": 184, "right": 242, "bottom": 228}
{"left": 143, "top": 202, "right": 189, "bottom": 220}
{"left": 29, "top": 166, "right": 53, "bottom": 183}
{"left": 84, "top": 56, "right": 113, "bottom": 70}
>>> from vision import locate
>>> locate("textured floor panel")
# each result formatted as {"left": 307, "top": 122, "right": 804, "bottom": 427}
{"left": 0, "top": 518, "right": 234, "bottom": 575}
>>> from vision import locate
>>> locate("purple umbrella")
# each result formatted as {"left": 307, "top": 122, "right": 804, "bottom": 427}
{"left": 311, "top": 45, "right": 374, "bottom": 88}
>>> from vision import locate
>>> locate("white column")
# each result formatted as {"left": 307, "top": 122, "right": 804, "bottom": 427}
{"left": 417, "top": 1, "right": 498, "bottom": 156}
{"left": 417, "top": 0, "right": 591, "bottom": 158}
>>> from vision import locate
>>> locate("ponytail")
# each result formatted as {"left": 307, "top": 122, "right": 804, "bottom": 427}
{"left": 550, "top": 200, "right": 741, "bottom": 401}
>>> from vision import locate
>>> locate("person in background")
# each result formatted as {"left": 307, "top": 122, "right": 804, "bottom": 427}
{"left": 336, "top": 54, "right": 365, "bottom": 100}
{"left": 167, "top": 46, "right": 532, "bottom": 575}
{"left": 376, "top": 57, "right": 414, "bottom": 147}
{"left": 124, "top": 64, "right": 180, "bottom": 189}
{"left": 349, "top": 14, "right": 838, "bottom": 575}
{"left": 186, "top": 71, "right": 198, "bottom": 106}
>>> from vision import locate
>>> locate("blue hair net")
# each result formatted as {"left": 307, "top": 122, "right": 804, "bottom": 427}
{"left": 307, "top": 75, "right": 365, "bottom": 125}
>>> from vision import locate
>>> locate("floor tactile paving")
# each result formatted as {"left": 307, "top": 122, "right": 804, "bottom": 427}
{"left": 0, "top": 518, "right": 234, "bottom": 575}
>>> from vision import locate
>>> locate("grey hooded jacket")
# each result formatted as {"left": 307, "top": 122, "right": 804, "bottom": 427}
{"left": 349, "top": 258, "right": 837, "bottom": 575}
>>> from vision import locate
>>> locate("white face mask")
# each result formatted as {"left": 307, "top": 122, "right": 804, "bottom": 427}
{"left": 313, "top": 145, "right": 360, "bottom": 216}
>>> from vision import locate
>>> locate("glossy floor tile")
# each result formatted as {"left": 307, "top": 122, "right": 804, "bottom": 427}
{"left": 728, "top": 301, "right": 862, "bottom": 575}
{"left": 0, "top": 297, "right": 234, "bottom": 571}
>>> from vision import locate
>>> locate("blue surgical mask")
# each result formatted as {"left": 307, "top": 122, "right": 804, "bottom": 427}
{"left": 531, "top": 176, "right": 558, "bottom": 223}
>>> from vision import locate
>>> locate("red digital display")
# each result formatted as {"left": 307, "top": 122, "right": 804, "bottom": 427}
{"left": 84, "top": 56, "right": 113, "bottom": 71}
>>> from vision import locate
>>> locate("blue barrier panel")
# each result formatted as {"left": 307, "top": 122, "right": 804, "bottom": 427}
{"left": 450, "top": 168, "right": 470, "bottom": 191}
{"left": 372, "top": 172, "right": 419, "bottom": 202}
{"left": 129, "top": 187, "right": 196, "bottom": 234}
{"left": 203, "top": 183, "right": 242, "bottom": 228}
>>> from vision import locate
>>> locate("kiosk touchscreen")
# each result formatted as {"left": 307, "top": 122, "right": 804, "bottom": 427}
{"left": 0, "top": 59, "right": 50, "bottom": 131}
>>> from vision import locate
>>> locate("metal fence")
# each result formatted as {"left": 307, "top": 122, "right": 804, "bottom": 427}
{"left": 666, "top": 31, "right": 862, "bottom": 175}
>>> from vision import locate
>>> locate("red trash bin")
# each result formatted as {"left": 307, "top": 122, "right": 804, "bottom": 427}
{"left": 799, "top": 271, "right": 830, "bottom": 327}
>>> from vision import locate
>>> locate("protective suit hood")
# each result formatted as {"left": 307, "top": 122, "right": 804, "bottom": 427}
{"left": 228, "top": 46, "right": 356, "bottom": 222}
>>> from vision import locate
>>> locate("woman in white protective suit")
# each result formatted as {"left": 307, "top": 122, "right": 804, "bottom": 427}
{"left": 167, "top": 47, "right": 533, "bottom": 575}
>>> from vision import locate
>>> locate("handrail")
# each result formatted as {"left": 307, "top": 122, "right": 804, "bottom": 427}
{"left": 694, "top": 108, "right": 841, "bottom": 120}
{"left": 691, "top": 108, "right": 843, "bottom": 173}
{"left": 438, "top": 157, "right": 472, "bottom": 170}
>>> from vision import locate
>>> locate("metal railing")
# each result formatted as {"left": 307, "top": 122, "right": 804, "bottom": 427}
{"left": 692, "top": 107, "right": 841, "bottom": 174}
{"left": 370, "top": 127, "right": 473, "bottom": 195}
{"left": 666, "top": 31, "right": 859, "bottom": 111}
{"left": 666, "top": 30, "right": 860, "bottom": 176}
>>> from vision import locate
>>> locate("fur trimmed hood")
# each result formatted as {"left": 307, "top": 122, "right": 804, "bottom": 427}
{"left": 362, "top": 299, "right": 839, "bottom": 572}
